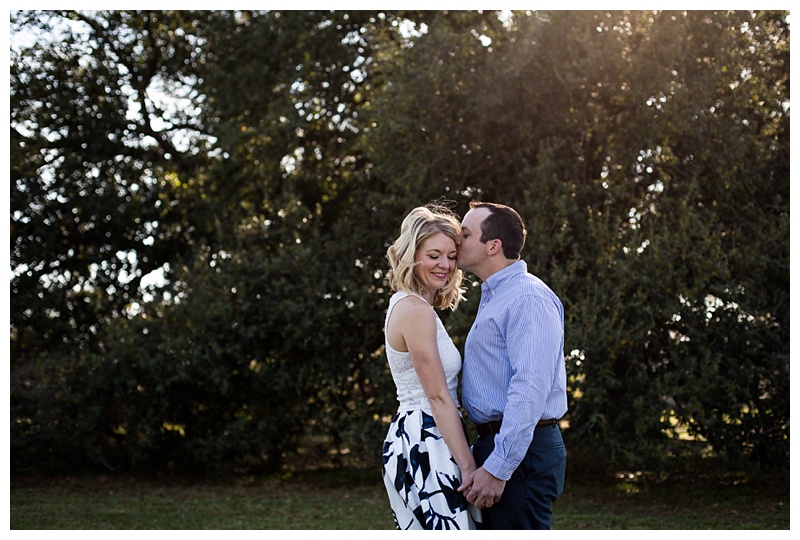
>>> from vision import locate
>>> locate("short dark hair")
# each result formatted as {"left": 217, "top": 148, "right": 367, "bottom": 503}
{"left": 470, "top": 201, "right": 526, "bottom": 259}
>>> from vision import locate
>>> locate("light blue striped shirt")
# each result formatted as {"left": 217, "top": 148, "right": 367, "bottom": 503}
{"left": 462, "top": 260, "right": 568, "bottom": 481}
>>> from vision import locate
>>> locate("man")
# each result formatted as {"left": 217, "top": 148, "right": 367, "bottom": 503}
{"left": 457, "top": 201, "right": 567, "bottom": 529}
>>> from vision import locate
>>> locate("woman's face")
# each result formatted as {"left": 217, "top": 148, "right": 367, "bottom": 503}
{"left": 414, "top": 232, "right": 457, "bottom": 295}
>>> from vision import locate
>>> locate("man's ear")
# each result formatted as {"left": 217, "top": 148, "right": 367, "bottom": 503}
{"left": 487, "top": 239, "right": 502, "bottom": 256}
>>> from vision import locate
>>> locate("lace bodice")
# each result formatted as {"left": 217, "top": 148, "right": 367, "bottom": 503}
{"left": 384, "top": 291, "right": 462, "bottom": 412}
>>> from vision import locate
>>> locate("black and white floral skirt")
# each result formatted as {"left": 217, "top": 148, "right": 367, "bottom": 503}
{"left": 381, "top": 409, "right": 480, "bottom": 530}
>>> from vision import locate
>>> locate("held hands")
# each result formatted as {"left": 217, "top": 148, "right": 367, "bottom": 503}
{"left": 459, "top": 467, "right": 506, "bottom": 509}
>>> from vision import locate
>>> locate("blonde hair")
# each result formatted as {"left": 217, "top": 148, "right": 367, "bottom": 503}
{"left": 386, "top": 203, "right": 465, "bottom": 311}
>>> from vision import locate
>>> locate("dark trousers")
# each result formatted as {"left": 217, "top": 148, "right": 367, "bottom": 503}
{"left": 472, "top": 423, "right": 567, "bottom": 529}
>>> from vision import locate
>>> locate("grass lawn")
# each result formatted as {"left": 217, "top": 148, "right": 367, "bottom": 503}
{"left": 10, "top": 466, "right": 789, "bottom": 530}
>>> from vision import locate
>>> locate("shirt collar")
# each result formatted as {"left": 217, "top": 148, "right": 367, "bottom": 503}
{"left": 482, "top": 259, "right": 527, "bottom": 294}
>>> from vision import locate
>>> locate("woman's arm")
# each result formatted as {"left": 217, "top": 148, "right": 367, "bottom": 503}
{"left": 388, "top": 296, "right": 476, "bottom": 477}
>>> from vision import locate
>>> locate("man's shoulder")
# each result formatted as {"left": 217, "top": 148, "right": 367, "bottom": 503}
{"left": 507, "top": 271, "right": 555, "bottom": 295}
{"left": 502, "top": 273, "right": 562, "bottom": 312}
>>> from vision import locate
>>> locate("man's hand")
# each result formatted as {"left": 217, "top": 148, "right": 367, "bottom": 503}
{"left": 458, "top": 466, "right": 506, "bottom": 509}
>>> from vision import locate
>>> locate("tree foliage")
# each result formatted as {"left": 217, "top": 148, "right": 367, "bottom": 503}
{"left": 10, "top": 10, "right": 789, "bottom": 475}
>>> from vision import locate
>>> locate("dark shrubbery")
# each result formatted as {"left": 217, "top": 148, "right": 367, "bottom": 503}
{"left": 11, "top": 10, "right": 789, "bottom": 475}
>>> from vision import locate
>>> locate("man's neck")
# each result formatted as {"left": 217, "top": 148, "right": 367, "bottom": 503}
{"left": 477, "top": 258, "right": 517, "bottom": 282}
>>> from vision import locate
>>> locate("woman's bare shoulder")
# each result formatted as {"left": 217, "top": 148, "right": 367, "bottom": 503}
{"left": 391, "top": 294, "right": 434, "bottom": 324}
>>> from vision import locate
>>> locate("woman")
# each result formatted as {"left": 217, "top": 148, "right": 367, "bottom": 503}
{"left": 381, "top": 203, "right": 480, "bottom": 530}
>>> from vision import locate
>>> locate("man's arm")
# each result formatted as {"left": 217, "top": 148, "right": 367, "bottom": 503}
{"left": 482, "top": 295, "right": 563, "bottom": 480}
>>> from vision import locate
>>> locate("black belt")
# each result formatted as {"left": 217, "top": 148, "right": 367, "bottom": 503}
{"left": 475, "top": 417, "right": 558, "bottom": 437}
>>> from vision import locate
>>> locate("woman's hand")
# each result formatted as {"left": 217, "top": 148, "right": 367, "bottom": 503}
{"left": 459, "top": 467, "right": 506, "bottom": 509}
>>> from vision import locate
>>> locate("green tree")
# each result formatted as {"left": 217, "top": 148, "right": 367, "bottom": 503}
{"left": 10, "top": 10, "right": 215, "bottom": 470}
{"left": 10, "top": 9, "right": 421, "bottom": 472}
{"left": 365, "top": 10, "right": 789, "bottom": 471}
{"left": 11, "top": 10, "right": 788, "bottom": 475}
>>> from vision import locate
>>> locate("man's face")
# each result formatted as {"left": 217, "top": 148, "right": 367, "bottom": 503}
{"left": 457, "top": 207, "right": 491, "bottom": 273}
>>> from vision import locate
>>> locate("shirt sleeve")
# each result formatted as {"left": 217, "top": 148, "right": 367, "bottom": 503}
{"left": 481, "top": 294, "right": 563, "bottom": 481}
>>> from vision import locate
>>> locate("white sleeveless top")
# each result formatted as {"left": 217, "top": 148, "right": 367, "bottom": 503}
{"left": 385, "top": 291, "right": 462, "bottom": 413}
